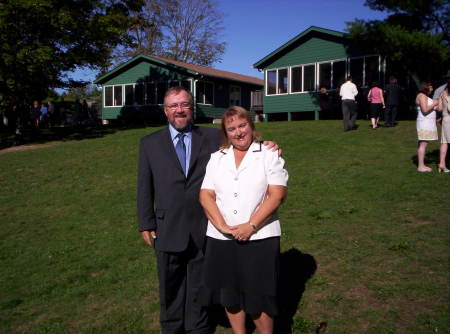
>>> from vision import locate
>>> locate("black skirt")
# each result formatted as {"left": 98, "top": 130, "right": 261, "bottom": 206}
{"left": 198, "top": 236, "right": 280, "bottom": 316}
{"left": 369, "top": 103, "right": 383, "bottom": 118}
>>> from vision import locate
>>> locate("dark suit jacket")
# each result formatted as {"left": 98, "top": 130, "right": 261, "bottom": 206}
{"left": 385, "top": 83, "right": 401, "bottom": 105}
{"left": 137, "top": 125, "right": 221, "bottom": 252}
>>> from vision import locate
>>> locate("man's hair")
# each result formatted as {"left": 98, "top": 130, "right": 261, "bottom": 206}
{"left": 346, "top": 76, "right": 352, "bottom": 81}
{"left": 163, "top": 86, "right": 193, "bottom": 106}
{"left": 220, "top": 106, "right": 260, "bottom": 148}
{"left": 389, "top": 76, "right": 397, "bottom": 83}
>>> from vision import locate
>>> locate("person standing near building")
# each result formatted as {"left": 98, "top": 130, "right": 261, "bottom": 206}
{"left": 384, "top": 76, "right": 401, "bottom": 127}
{"left": 40, "top": 102, "right": 48, "bottom": 128}
{"left": 30, "top": 101, "right": 41, "bottom": 128}
{"left": 367, "top": 81, "right": 385, "bottom": 129}
{"left": 339, "top": 76, "right": 358, "bottom": 131}
{"left": 47, "top": 101, "right": 55, "bottom": 127}
{"left": 416, "top": 82, "right": 439, "bottom": 172}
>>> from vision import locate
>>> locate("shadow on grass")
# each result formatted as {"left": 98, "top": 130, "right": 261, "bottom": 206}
{"left": 0, "top": 122, "right": 164, "bottom": 150}
{"left": 275, "top": 248, "right": 317, "bottom": 334}
{"left": 410, "top": 149, "right": 444, "bottom": 168}
{"left": 209, "top": 248, "right": 317, "bottom": 334}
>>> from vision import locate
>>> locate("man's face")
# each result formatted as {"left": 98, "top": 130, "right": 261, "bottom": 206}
{"left": 164, "top": 91, "right": 193, "bottom": 131}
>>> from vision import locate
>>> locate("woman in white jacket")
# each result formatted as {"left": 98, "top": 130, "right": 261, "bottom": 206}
{"left": 199, "top": 106, "right": 288, "bottom": 334}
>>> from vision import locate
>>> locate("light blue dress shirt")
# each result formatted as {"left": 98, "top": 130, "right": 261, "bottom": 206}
{"left": 169, "top": 124, "right": 192, "bottom": 176}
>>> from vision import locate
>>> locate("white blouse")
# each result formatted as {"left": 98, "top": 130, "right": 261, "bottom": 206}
{"left": 201, "top": 142, "right": 288, "bottom": 241}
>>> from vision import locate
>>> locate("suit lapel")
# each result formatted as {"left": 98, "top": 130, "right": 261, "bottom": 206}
{"left": 188, "top": 126, "right": 203, "bottom": 177}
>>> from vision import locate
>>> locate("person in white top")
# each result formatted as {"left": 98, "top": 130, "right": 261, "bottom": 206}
{"left": 415, "top": 82, "right": 439, "bottom": 172}
{"left": 198, "top": 106, "right": 288, "bottom": 334}
{"left": 339, "top": 76, "right": 359, "bottom": 131}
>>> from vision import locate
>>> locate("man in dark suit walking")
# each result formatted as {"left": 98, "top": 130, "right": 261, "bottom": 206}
{"left": 137, "top": 86, "right": 220, "bottom": 333}
{"left": 384, "top": 76, "right": 401, "bottom": 127}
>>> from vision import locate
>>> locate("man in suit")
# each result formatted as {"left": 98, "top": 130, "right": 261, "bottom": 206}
{"left": 384, "top": 76, "right": 401, "bottom": 127}
{"left": 138, "top": 87, "right": 277, "bottom": 333}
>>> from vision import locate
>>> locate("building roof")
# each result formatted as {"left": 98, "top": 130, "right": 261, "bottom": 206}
{"left": 253, "top": 26, "right": 344, "bottom": 69}
{"left": 94, "top": 54, "right": 263, "bottom": 86}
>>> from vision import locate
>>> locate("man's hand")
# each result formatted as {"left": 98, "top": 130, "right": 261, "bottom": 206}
{"left": 141, "top": 230, "right": 156, "bottom": 247}
{"left": 262, "top": 140, "right": 282, "bottom": 156}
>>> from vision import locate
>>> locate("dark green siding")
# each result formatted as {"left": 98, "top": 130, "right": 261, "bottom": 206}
{"left": 102, "top": 60, "right": 192, "bottom": 86}
{"left": 102, "top": 107, "right": 122, "bottom": 119}
{"left": 98, "top": 57, "right": 263, "bottom": 120}
{"left": 266, "top": 36, "right": 348, "bottom": 69}
{"left": 262, "top": 36, "right": 351, "bottom": 114}
{"left": 196, "top": 105, "right": 227, "bottom": 119}
{"left": 263, "top": 93, "right": 319, "bottom": 114}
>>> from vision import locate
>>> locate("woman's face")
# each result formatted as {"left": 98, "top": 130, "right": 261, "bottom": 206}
{"left": 224, "top": 116, "right": 253, "bottom": 151}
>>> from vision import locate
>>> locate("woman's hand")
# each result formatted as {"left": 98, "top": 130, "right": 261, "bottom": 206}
{"left": 231, "top": 223, "right": 255, "bottom": 241}
{"left": 218, "top": 223, "right": 237, "bottom": 236}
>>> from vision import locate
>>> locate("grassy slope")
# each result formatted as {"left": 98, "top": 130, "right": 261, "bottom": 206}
{"left": 0, "top": 121, "right": 448, "bottom": 333}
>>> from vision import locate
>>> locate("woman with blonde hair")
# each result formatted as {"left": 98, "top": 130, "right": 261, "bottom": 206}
{"left": 199, "top": 106, "right": 288, "bottom": 334}
{"left": 415, "top": 82, "right": 439, "bottom": 172}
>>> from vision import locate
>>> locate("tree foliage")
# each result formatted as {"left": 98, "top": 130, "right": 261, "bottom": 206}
{"left": 116, "top": 0, "right": 226, "bottom": 66}
{"left": 0, "top": 0, "right": 144, "bottom": 108}
{"left": 346, "top": 0, "right": 449, "bottom": 81}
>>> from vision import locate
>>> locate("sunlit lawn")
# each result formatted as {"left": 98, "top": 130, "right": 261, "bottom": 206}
{"left": 1, "top": 120, "right": 449, "bottom": 333}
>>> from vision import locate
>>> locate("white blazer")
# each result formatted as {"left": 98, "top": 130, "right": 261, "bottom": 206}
{"left": 201, "top": 142, "right": 288, "bottom": 241}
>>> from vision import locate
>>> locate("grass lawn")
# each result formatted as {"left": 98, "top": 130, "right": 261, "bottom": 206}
{"left": 0, "top": 120, "right": 449, "bottom": 333}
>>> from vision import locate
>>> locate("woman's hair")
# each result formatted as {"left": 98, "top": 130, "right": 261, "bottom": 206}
{"left": 417, "top": 82, "right": 432, "bottom": 95}
{"left": 220, "top": 106, "right": 260, "bottom": 148}
{"left": 371, "top": 81, "right": 379, "bottom": 88}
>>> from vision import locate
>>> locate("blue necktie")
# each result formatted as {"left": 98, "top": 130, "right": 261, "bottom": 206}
{"left": 175, "top": 133, "right": 186, "bottom": 175}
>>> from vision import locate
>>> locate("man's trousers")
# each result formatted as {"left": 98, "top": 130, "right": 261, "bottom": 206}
{"left": 156, "top": 240, "right": 209, "bottom": 334}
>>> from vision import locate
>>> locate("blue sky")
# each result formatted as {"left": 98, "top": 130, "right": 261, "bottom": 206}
{"left": 73, "top": 0, "right": 387, "bottom": 83}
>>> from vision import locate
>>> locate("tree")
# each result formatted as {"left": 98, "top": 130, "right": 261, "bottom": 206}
{"left": 114, "top": 0, "right": 165, "bottom": 62}
{"left": 60, "top": 84, "right": 102, "bottom": 104}
{"left": 115, "top": 0, "right": 226, "bottom": 66}
{"left": 0, "top": 0, "right": 144, "bottom": 110}
{"left": 345, "top": 0, "right": 449, "bottom": 82}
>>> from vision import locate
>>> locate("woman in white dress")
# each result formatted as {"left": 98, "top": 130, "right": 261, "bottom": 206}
{"left": 416, "top": 82, "right": 439, "bottom": 172}
{"left": 438, "top": 86, "right": 450, "bottom": 172}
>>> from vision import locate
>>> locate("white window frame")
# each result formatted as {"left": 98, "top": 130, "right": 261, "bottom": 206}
{"left": 265, "top": 67, "right": 289, "bottom": 96}
{"left": 302, "top": 63, "right": 316, "bottom": 93}
{"left": 361, "top": 54, "right": 381, "bottom": 87}
{"left": 145, "top": 82, "right": 157, "bottom": 105}
{"left": 317, "top": 61, "right": 332, "bottom": 91}
{"left": 196, "top": 81, "right": 214, "bottom": 105}
{"left": 104, "top": 84, "right": 124, "bottom": 107}
{"left": 317, "top": 58, "right": 347, "bottom": 90}
{"left": 288, "top": 63, "right": 316, "bottom": 94}
{"left": 265, "top": 69, "right": 277, "bottom": 96}
{"left": 330, "top": 58, "right": 347, "bottom": 89}
{"left": 124, "top": 84, "right": 135, "bottom": 106}
{"left": 290, "top": 65, "right": 303, "bottom": 94}
{"left": 229, "top": 85, "right": 241, "bottom": 106}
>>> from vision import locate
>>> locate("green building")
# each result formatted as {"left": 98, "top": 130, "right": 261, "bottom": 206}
{"left": 253, "top": 26, "right": 385, "bottom": 121}
{"left": 94, "top": 55, "right": 264, "bottom": 123}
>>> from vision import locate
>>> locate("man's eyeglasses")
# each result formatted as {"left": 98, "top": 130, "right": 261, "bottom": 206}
{"left": 166, "top": 102, "right": 191, "bottom": 111}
